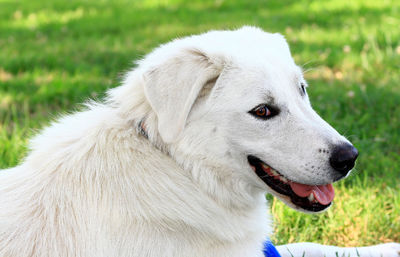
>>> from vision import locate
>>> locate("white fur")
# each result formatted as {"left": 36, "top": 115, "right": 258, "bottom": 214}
{"left": 0, "top": 26, "right": 398, "bottom": 257}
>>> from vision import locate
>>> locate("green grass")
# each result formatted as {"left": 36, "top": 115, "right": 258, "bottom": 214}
{"left": 1, "top": 0, "right": 399, "bottom": 247}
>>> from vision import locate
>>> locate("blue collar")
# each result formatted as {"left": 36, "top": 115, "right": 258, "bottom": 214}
{"left": 263, "top": 240, "right": 281, "bottom": 257}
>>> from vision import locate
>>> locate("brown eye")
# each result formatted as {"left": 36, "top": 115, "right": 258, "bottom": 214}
{"left": 255, "top": 106, "right": 271, "bottom": 117}
{"left": 249, "top": 104, "right": 278, "bottom": 119}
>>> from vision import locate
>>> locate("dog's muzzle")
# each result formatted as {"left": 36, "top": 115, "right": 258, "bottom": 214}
{"left": 248, "top": 155, "right": 335, "bottom": 212}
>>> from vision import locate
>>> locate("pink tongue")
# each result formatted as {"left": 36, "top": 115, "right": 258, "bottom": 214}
{"left": 290, "top": 182, "right": 335, "bottom": 205}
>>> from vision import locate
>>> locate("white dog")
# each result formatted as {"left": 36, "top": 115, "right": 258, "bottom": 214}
{"left": 0, "top": 26, "right": 399, "bottom": 257}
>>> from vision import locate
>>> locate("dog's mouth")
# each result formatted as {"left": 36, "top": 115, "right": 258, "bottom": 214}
{"left": 247, "top": 155, "right": 334, "bottom": 212}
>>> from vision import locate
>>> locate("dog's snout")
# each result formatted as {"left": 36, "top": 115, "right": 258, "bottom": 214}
{"left": 329, "top": 143, "right": 358, "bottom": 175}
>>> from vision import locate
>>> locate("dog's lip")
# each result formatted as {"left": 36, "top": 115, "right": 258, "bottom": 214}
{"left": 247, "top": 155, "right": 333, "bottom": 212}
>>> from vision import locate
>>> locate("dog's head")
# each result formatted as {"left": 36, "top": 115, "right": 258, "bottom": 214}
{"left": 141, "top": 26, "right": 358, "bottom": 213}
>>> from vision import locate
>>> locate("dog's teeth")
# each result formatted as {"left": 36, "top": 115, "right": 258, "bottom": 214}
{"left": 308, "top": 194, "right": 314, "bottom": 202}
{"left": 261, "top": 163, "right": 270, "bottom": 170}
{"left": 271, "top": 169, "right": 279, "bottom": 176}
{"left": 280, "top": 177, "right": 288, "bottom": 183}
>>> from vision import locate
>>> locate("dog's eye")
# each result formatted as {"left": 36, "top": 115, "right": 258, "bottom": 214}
{"left": 255, "top": 106, "right": 270, "bottom": 117}
{"left": 300, "top": 83, "right": 306, "bottom": 95}
{"left": 249, "top": 105, "right": 277, "bottom": 119}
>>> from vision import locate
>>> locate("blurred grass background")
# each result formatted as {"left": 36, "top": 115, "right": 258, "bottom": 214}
{"left": 0, "top": 0, "right": 399, "bottom": 247}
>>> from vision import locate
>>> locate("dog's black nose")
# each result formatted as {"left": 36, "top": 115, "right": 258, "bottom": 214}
{"left": 329, "top": 143, "right": 358, "bottom": 175}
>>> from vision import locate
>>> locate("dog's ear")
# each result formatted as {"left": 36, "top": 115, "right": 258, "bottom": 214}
{"left": 143, "top": 48, "right": 223, "bottom": 143}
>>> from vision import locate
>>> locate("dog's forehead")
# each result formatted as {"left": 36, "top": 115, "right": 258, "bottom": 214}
{"left": 216, "top": 58, "right": 303, "bottom": 101}
{"left": 202, "top": 27, "right": 303, "bottom": 97}
{"left": 140, "top": 26, "right": 296, "bottom": 72}
{"left": 202, "top": 26, "right": 295, "bottom": 65}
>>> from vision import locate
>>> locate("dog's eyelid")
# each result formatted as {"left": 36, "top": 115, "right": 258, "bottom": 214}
{"left": 300, "top": 82, "right": 307, "bottom": 96}
{"left": 248, "top": 104, "right": 279, "bottom": 120}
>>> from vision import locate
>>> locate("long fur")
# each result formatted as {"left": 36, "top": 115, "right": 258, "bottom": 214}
{"left": 1, "top": 26, "right": 399, "bottom": 257}
{"left": 0, "top": 64, "right": 270, "bottom": 257}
